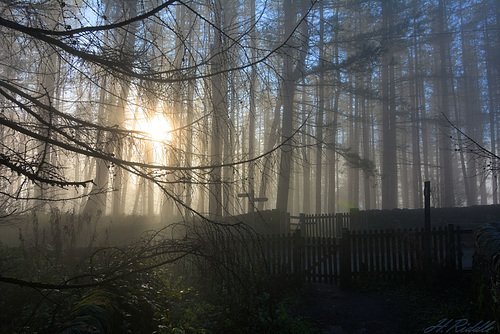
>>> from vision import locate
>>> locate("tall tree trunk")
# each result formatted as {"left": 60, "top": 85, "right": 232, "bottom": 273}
{"left": 222, "top": 1, "right": 235, "bottom": 216}
{"left": 401, "top": 133, "right": 409, "bottom": 208}
{"left": 409, "top": 35, "right": 423, "bottom": 208}
{"left": 301, "top": 82, "right": 311, "bottom": 213}
{"left": 247, "top": 0, "right": 257, "bottom": 214}
{"left": 257, "top": 86, "right": 282, "bottom": 211}
{"left": 381, "top": 0, "right": 398, "bottom": 209}
{"left": 83, "top": 1, "right": 137, "bottom": 217}
{"left": 327, "top": 8, "right": 340, "bottom": 214}
{"left": 485, "top": 12, "right": 499, "bottom": 204}
{"left": 459, "top": 9, "right": 480, "bottom": 206}
{"left": 110, "top": 0, "right": 137, "bottom": 219}
{"left": 209, "top": 0, "right": 227, "bottom": 219}
{"left": 437, "top": 0, "right": 455, "bottom": 207}
{"left": 362, "top": 77, "right": 372, "bottom": 210}
{"left": 276, "top": 0, "right": 296, "bottom": 213}
{"left": 315, "top": 1, "right": 325, "bottom": 214}
{"left": 184, "top": 67, "right": 195, "bottom": 218}
{"left": 34, "top": 8, "right": 60, "bottom": 210}
{"left": 348, "top": 78, "right": 359, "bottom": 208}
{"left": 82, "top": 75, "right": 111, "bottom": 217}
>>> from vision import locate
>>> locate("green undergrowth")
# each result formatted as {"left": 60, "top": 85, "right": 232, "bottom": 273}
{"left": 147, "top": 268, "right": 318, "bottom": 334}
{"left": 0, "top": 243, "right": 318, "bottom": 334}
{"left": 0, "top": 208, "right": 318, "bottom": 334}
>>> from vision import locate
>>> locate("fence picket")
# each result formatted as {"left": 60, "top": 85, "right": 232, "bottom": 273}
{"left": 340, "top": 228, "right": 352, "bottom": 289}
{"left": 350, "top": 230, "right": 356, "bottom": 274}
{"left": 403, "top": 230, "right": 409, "bottom": 271}
{"left": 396, "top": 229, "right": 402, "bottom": 272}
{"left": 328, "top": 237, "right": 334, "bottom": 284}
{"left": 389, "top": 229, "right": 395, "bottom": 273}
{"left": 457, "top": 225, "right": 463, "bottom": 271}
{"left": 374, "top": 230, "right": 380, "bottom": 273}
{"left": 437, "top": 226, "right": 444, "bottom": 263}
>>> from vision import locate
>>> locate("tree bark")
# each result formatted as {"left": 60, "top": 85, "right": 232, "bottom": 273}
{"left": 381, "top": 0, "right": 398, "bottom": 209}
{"left": 437, "top": 0, "right": 455, "bottom": 207}
{"left": 276, "top": 0, "right": 295, "bottom": 213}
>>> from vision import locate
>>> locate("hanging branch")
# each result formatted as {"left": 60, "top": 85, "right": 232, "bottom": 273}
{"left": 0, "top": 153, "right": 91, "bottom": 188}
{"left": 442, "top": 112, "right": 500, "bottom": 173}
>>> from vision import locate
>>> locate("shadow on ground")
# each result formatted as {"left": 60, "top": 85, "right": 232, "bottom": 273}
{"left": 296, "top": 277, "right": 476, "bottom": 334}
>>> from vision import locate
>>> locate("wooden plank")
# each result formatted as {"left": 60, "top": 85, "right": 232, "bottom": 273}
{"left": 318, "top": 215, "right": 324, "bottom": 237}
{"left": 277, "top": 233, "right": 283, "bottom": 275}
{"left": 379, "top": 229, "right": 386, "bottom": 274}
{"left": 306, "top": 236, "right": 312, "bottom": 283}
{"left": 287, "top": 232, "right": 293, "bottom": 275}
{"left": 324, "top": 237, "right": 330, "bottom": 283}
{"left": 385, "top": 229, "right": 391, "bottom": 272}
{"left": 340, "top": 228, "right": 352, "bottom": 289}
{"left": 391, "top": 229, "right": 397, "bottom": 273}
{"left": 409, "top": 229, "right": 417, "bottom": 271}
{"left": 293, "top": 229, "right": 302, "bottom": 282}
{"left": 270, "top": 234, "right": 276, "bottom": 276}
{"left": 438, "top": 226, "right": 444, "bottom": 264}
{"left": 334, "top": 237, "right": 339, "bottom": 284}
{"left": 351, "top": 230, "right": 358, "bottom": 274}
{"left": 374, "top": 230, "right": 380, "bottom": 273}
{"left": 318, "top": 215, "right": 322, "bottom": 238}
{"left": 457, "top": 225, "right": 463, "bottom": 271}
{"left": 368, "top": 230, "right": 374, "bottom": 273}
{"left": 313, "top": 236, "right": 319, "bottom": 282}
{"left": 320, "top": 236, "right": 325, "bottom": 283}
{"left": 365, "top": 230, "right": 370, "bottom": 273}
{"left": 337, "top": 214, "right": 342, "bottom": 233}
{"left": 403, "top": 229, "right": 409, "bottom": 272}
{"left": 328, "top": 237, "right": 334, "bottom": 284}
{"left": 447, "top": 224, "right": 456, "bottom": 270}
{"left": 314, "top": 215, "right": 318, "bottom": 238}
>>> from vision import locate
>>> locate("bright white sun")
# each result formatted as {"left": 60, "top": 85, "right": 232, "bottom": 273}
{"left": 137, "top": 114, "right": 173, "bottom": 143}
{"left": 148, "top": 114, "right": 173, "bottom": 142}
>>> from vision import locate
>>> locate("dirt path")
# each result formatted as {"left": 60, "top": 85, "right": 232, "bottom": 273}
{"left": 297, "top": 283, "right": 413, "bottom": 334}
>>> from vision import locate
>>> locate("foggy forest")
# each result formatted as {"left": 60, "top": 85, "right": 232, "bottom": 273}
{"left": 0, "top": 0, "right": 499, "bottom": 333}
{"left": 2, "top": 0, "right": 500, "bottom": 221}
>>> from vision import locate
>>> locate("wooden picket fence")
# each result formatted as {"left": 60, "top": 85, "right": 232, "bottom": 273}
{"left": 260, "top": 224, "right": 470, "bottom": 286}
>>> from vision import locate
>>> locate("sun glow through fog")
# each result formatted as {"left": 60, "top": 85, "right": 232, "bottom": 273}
{"left": 137, "top": 114, "right": 173, "bottom": 143}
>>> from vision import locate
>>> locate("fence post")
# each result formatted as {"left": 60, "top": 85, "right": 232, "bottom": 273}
{"left": 293, "top": 227, "right": 302, "bottom": 284}
{"left": 340, "top": 227, "right": 352, "bottom": 290}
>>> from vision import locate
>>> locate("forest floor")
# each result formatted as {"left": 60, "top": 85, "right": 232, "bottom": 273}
{"left": 296, "top": 275, "right": 478, "bottom": 334}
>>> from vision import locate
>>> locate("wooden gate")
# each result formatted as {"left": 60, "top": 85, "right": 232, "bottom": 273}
{"left": 301, "top": 213, "right": 350, "bottom": 238}
{"left": 300, "top": 232, "right": 340, "bottom": 284}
